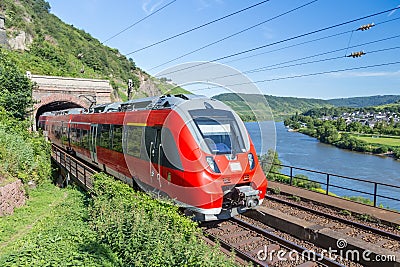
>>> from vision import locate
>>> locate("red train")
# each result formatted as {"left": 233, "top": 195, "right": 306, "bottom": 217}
{"left": 39, "top": 94, "right": 267, "bottom": 221}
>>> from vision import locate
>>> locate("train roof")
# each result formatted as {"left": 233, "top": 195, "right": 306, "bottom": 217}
{"left": 40, "top": 94, "right": 234, "bottom": 117}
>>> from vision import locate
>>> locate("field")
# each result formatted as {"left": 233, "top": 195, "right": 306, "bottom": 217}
{"left": 351, "top": 135, "right": 400, "bottom": 147}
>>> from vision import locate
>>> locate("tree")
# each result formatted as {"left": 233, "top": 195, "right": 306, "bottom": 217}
{"left": 317, "top": 122, "right": 339, "bottom": 144}
{"left": 0, "top": 49, "right": 33, "bottom": 119}
{"left": 347, "top": 121, "right": 363, "bottom": 133}
{"left": 335, "top": 118, "right": 347, "bottom": 131}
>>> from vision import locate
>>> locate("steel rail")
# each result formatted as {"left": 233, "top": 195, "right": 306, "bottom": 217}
{"left": 265, "top": 194, "right": 400, "bottom": 242}
{"left": 232, "top": 217, "right": 345, "bottom": 267}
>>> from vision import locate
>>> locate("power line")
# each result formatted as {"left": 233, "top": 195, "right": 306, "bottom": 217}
{"left": 256, "top": 45, "right": 400, "bottom": 71}
{"left": 222, "top": 16, "right": 400, "bottom": 65}
{"left": 186, "top": 17, "right": 400, "bottom": 79}
{"left": 188, "top": 61, "right": 400, "bottom": 92}
{"left": 148, "top": 0, "right": 318, "bottom": 71}
{"left": 210, "top": 34, "right": 400, "bottom": 80}
{"left": 102, "top": 0, "right": 177, "bottom": 44}
{"left": 126, "top": 0, "right": 271, "bottom": 55}
{"left": 223, "top": 30, "right": 352, "bottom": 64}
{"left": 156, "top": 6, "right": 400, "bottom": 77}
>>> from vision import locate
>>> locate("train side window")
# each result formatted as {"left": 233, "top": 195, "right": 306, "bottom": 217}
{"left": 55, "top": 124, "right": 62, "bottom": 140}
{"left": 112, "top": 125, "right": 123, "bottom": 153}
{"left": 81, "top": 129, "right": 89, "bottom": 149}
{"left": 126, "top": 126, "right": 143, "bottom": 158}
{"left": 76, "top": 128, "right": 81, "bottom": 144}
{"left": 99, "top": 124, "right": 111, "bottom": 149}
{"left": 70, "top": 125, "right": 77, "bottom": 145}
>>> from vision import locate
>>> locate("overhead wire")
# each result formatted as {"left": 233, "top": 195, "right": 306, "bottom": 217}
{"left": 102, "top": 0, "right": 177, "bottom": 44}
{"left": 148, "top": 0, "right": 319, "bottom": 71}
{"left": 222, "top": 15, "right": 400, "bottom": 65}
{"left": 156, "top": 6, "right": 400, "bottom": 77}
{"left": 187, "top": 61, "right": 400, "bottom": 92}
{"left": 125, "top": 0, "right": 271, "bottom": 55}
{"left": 182, "top": 17, "right": 400, "bottom": 79}
{"left": 251, "top": 45, "right": 400, "bottom": 71}
{"left": 210, "top": 34, "right": 400, "bottom": 80}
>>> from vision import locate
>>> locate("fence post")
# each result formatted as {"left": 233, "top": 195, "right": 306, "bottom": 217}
{"left": 373, "top": 183, "right": 378, "bottom": 207}
{"left": 289, "top": 167, "right": 293, "bottom": 186}
{"left": 326, "top": 174, "right": 330, "bottom": 195}
{"left": 84, "top": 167, "right": 87, "bottom": 187}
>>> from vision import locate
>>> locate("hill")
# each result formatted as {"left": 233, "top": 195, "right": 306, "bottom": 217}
{"left": 213, "top": 93, "right": 332, "bottom": 121}
{"left": 0, "top": 0, "right": 187, "bottom": 100}
{"left": 327, "top": 95, "right": 400, "bottom": 108}
{"left": 214, "top": 93, "right": 400, "bottom": 121}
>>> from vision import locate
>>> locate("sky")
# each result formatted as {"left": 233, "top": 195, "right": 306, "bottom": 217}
{"left": 46, "top": 0, "right": 400, "bottom": 99}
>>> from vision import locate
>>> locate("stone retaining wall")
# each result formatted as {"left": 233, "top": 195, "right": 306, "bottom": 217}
{"left": 0, "top": 180, "right": 26, "bottom": 216}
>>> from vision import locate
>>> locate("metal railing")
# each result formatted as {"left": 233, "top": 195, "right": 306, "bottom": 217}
{"left": 51, "top": 144, "right": 96, "bottom": 190}
{"left": 50, "top": 143, "right": 400, "bottom": 210}
{"left": 261, "top": 161, "right": 400, "bottom": 210}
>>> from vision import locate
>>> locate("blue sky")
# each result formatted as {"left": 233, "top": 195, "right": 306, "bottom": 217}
{"left": 47, "top": 0, "right": 400, "bottom": 99}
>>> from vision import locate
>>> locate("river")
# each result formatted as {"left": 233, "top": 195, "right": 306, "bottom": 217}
{"left": 245, "top": 121, "right": 400, "bottom": 211}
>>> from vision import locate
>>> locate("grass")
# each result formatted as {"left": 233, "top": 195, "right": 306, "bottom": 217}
{"left": 351, "top": 135, "right": 400, "bottom": 147}
{"left": 0, "top": 177, "right": 237, "bottom": 266}
{"left": 0, "top": 182, "right": 120, "bottom": 266}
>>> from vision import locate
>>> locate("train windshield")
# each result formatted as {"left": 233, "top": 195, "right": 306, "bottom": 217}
{"left": 190, "top": 109, "right": 246, "bottom": 155}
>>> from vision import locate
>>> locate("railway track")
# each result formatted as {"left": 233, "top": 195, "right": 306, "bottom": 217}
{"left": 202, "top": 217, "right": 347, "bottom": 267}
{"left": 264, "top": 194, "right": 400, "bottom": 253}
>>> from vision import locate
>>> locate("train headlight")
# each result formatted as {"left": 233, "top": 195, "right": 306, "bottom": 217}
{"left": 248, "top": 153, "right": 255, "bottom": 170}
{"left": 206, "top": 156, "right": 220, "bottom": 173}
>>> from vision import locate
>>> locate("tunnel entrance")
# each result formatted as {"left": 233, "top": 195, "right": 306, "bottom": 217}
{"left": 35, "top": 101, "right": 84, "bottom": 130}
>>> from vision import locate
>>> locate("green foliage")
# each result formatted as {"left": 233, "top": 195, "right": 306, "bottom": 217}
{"left": 356, "top": 213, "right": 380, "bottom": 223}
{"left": 317, "top": 122, "right": 339, "bottom": 144}
{"left": 0, "top": 49, "right": 33, "bottom": 119}
{"left": 0, "top": 183, "right": 121, "bottom": 266}
{"left": 310, "top": 187, "right": 337, "bottom": 196}
{"left": 343, "top": 195, "right": 374, "bottom": 206}
{"left": 339, "top": 209, "right": 352, "bottom": 216}
{"left": 90, "top": 173, "right": 236, "bottom": 267}
{"left": 288, "top": 195, "right": 301, "bottom": 202}
{"left": 0, "top": 108, "right": 51, "bottom": 185}
{"left": 1, "top": 0, "right": 163, "bottom": 99}
{"left": 270, "top": 186, "right": 281, "bottom": 195}
{"left": 327, "top": 95, "right": 400, "bottom": 108}
{"left": 291, "top": 174, "right": 321, "bottom": 190}
{"left": 259, "top": 149, "right": 282, "bottom": 181}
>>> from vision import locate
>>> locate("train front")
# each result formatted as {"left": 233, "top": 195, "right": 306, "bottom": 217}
{"left": 166, "top": 95, "right": 267, "bottom": 221}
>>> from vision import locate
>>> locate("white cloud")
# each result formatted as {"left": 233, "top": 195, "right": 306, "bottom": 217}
{"left": 196, "top": 0, "right": 224, "bottom": 11}
{"left": 330, "top": 70, "right": 400, "bottom": 78}
{"left": 142, "top": 0, "right": 164, "bottom": 14}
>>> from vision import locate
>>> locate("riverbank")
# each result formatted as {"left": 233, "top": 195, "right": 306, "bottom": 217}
{"left": 246, "top": 121, "right": 400, "bottom": 210}
{"left": 297, "top": 127, "right": 400, "bottom": 160}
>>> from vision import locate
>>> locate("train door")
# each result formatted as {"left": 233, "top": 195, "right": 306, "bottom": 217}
{"left": 90, "top": 124, "right": 98, "bottom": 163}
{"left": 149, "top": 127, "right": 163, "bottom": 188}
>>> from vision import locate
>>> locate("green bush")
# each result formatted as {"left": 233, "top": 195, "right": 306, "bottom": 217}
{"left": 0, "top": 184, "right": 121, "bottom": 266}
{"left": 0, "top": 108, "right": 51, "bottom": 185}
{"left": 90, "top": 173, "right": 237, "bottom": 267}
{"left": 292, "top": 174, "right": 322, "bottom": 189}
{"left": 0, "top": 49, "right": 33, "bottom": 119}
